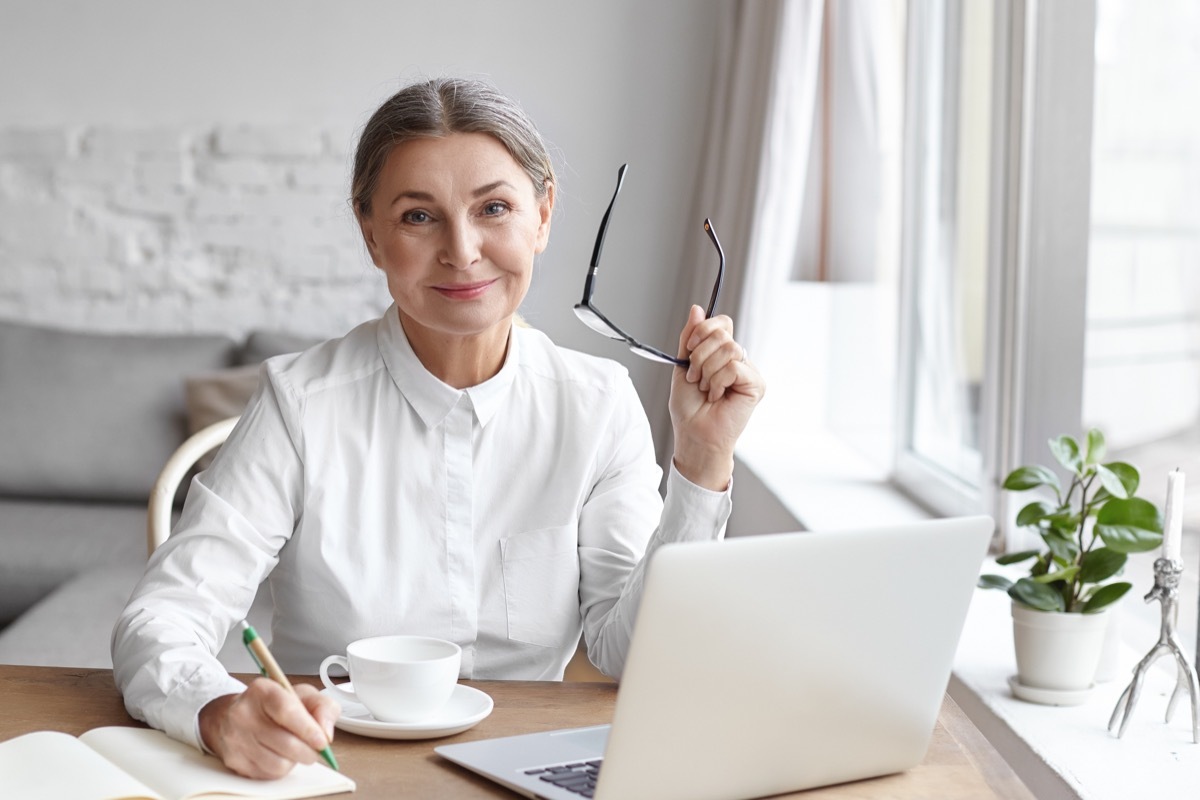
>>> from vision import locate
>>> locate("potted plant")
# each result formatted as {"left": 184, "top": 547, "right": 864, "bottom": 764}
{"left": 979, "top": 429, "right": 1163, "bottom": 702}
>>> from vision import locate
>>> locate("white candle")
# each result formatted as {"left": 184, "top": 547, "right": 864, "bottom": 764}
{"left": 1163, "top": 469, "right": 1185, "bottom": 563}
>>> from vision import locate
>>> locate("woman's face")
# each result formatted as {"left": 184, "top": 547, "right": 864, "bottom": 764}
{"left": 358, "top": 132, "right": 553, "bottom": 349}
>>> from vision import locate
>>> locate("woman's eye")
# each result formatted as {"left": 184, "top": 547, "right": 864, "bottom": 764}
{"left": 402, "top": 209, "right": 431, "bottom": 224}
{"left": 482, "top": 201, "right": 509, "bottom": 217}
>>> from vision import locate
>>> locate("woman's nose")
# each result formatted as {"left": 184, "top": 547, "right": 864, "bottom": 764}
{"left": 439, "top": 217, "right": 482, "bottom": 269}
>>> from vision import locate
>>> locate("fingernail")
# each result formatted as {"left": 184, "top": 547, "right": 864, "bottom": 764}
{"left": 687, "top": 335, "right": 699, "bottom": 350}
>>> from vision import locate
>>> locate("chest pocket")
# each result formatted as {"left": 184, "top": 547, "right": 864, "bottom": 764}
{"left": 500, "top": 524, "right": 581, "bottom": 648}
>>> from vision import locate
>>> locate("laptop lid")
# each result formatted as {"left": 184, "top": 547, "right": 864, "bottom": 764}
{"left": 438, "top": 515, "right": 993, "bottom": 800}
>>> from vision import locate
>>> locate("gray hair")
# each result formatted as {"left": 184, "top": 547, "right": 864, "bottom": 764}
{"left": 352, "top": 77, "right": 555, "bottom": 218}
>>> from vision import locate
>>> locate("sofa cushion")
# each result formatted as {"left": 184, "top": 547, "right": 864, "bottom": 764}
{"left": 183, "top": 365, "right": 261, "bottom": 435}
{"left": 183, "top": 365, "right": 261, "bottom": 470}
{"left": 0, "top": 319, "right": 238, "bottom": 502}
{"left": 239, "top": 329, "right": 323, "bottom": 366}
{"left": 0, "top": 563, "right": 273, "bottom": 671}
{"left": 0, "top": 564, "right": 145, "bottom": 668}
{"left": 0, "top": 498, "right": 149, "bottom": 625}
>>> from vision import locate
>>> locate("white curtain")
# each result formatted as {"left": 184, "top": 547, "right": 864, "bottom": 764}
{"left": 654, "top": 0, "right": 826, "bottom": 461}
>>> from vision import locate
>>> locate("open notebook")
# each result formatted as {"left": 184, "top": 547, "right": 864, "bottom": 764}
{"left": 0, "top": 726, "right": 355, "bottom": 800}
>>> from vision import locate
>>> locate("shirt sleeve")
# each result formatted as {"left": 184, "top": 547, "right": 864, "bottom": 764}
{"left": 577, "top": 374, "right": 732, "bottom": 679}
{"left": 110, "top": 364, "right": 304, "bottom": 751}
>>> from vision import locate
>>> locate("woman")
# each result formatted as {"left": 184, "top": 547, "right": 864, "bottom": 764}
{"left": 112, "top": 77, "right": 764, "bottom": 779}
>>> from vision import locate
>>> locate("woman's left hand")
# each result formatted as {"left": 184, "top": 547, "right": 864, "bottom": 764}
{"left": 669, "top": 305, "right": 765, "bottom": 491}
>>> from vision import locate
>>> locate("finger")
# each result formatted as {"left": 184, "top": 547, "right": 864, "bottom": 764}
{"left": 238, "top": 736, "right": 303, "bottom": 780}
{"left": 224, "top": 747, "right": 292, "bottom": 780}
{"left": 251, "top": 721, "right": 320, "bottom": 770}
{"left": 255, "top": 680, "right": 330, "bottom": 756}
{"left": 705, "top": 359, "right": 744, "bottom": 403}
{"left": 685, "top": 313, "right": 735, "bottom": 352}
{"left": 297, "top": 683, "right": 340, "bottom": 741}
{"left": 689, "top": 334, "right": 741, "bottom": 390}
{"left": 684, "top": 317, "right": 736, "bottom": 380}
{"left": 676, "top": 305, "right": 705, "bottom": 362}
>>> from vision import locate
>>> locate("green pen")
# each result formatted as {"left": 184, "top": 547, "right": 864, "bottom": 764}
{"left": 241, "top": 620, "right": 340, "bottom": 772}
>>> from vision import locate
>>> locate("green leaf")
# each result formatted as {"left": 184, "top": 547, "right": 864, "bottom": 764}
{"left": 1096, "top": 497, "right": 1164, "bottom": 553}
{"left": 1003, "top": 466, "right": 1061, "bottom": 493}
{"left": 1044, "top": 533, "right": 1079, "bottom": 565}
{"left": 1049, "top": 435, "right": 1082, "bottom": 474}
{"left": 1079, "top": 548, "right": 1127, "bottom": 584}
{"left": 1085, "top": 429, "right": 1106, "bottom": 465}
{"left": 1093, "top": 462, "right": 1139, "bottom": 503}
{"left": 1082, "top": 582, "right": 1132, "bottom": 613}
{"left": 1016, "top": 501, "right": 1055, "bottom": 527}
{"left": 1043, "top": 510, "right": 1080, "bottom": 536}
{"left": 1033, "top": 566, "right": 1080, "bottom": 584}
{"left": 996, "top": 549, "right": 1040, "bottom": 566}
{"left": 1009, "top": 578, "right": 1066, "bottom": 612}
{"left": 1094, "top": 464, "right": 1128, "bottom": 500}
{"left": 978, "top": 574, "right": 1014, "bottom": 591}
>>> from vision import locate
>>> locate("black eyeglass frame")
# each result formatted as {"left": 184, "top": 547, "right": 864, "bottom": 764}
{"left": 573, "top": 163, "right": 725, "bottom": 368}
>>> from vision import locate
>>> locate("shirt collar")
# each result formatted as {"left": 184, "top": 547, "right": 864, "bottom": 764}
{"left": 377, "top": 305, "right": 519, "bottom": 429}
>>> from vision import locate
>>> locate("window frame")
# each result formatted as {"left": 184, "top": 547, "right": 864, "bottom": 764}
{"left": 893, "top": 0, "right": 1098, "bottom": 551}
{"left": 893, "top": 0, "right": 983, "bottom": 519}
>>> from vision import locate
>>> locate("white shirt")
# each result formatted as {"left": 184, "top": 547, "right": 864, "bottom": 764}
{"left": 112, "top": 306, "right": 731, "bottom": 750}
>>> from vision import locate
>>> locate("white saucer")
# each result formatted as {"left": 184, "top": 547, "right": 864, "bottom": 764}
{"left": 322, "top": 683, "right": 493, "bottom": 740}
{"left": 1008, "top": 674, "right": 1094, "bottom": 706}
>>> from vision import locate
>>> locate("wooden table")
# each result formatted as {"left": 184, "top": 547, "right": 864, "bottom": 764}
{"left": 0, "top": 665, "right": 1032, "bottom": 799}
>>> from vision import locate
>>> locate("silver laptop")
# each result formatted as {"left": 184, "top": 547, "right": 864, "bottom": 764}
{"left": 437, "top": 516, "right": 993, "bottom": 800}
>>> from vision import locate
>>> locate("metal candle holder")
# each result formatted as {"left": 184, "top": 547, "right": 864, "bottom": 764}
{"left": 1109, "top": 558, "right": 1199, "bottom": 742}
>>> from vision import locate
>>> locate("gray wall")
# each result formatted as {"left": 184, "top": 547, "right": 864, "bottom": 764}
{"left": 0, "top": 0, "right": 722, "bottom": 443}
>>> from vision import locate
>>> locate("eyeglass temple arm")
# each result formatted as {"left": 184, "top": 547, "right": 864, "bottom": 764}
{"left": 583, "top": 164, "right": 629, "bottom": 301}
{"left": 702, "top": 218, "right": 726, "bottom": 318}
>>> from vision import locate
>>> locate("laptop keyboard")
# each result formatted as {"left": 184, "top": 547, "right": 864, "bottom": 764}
{"left": 524, "top": 759, "right": 603, "bottom": 797}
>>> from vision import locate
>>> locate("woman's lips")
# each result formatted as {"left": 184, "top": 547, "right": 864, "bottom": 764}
{"left": 433, "top": 278, "right": 498, "bottom": 300}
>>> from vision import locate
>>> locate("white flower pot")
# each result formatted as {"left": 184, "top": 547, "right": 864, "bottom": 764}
{"left": 1011, "top": 601, "right": 1110, "bottom": 693}
{"left": 1093, "top": 599, "right": 1123, "bottom": 683}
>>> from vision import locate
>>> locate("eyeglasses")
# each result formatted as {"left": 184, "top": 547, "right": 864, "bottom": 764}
{"left": 573, "top": 163, "right": 725, "bottom": 368}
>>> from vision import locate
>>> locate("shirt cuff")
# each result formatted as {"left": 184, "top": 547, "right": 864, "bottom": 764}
{"left": 661, "top": 462, "right": 733, "bottom": 544}
{"left": 162, "top": 667, "right": 248, "bottom": 752}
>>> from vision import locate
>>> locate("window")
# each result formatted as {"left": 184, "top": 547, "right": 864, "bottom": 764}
{"left": 745, "top": 1, "right": 1196, "bottom": 603}
{"left": 893, "top": 0, "right": 1197, "bottom": 645}
{"left": 895, "top": 0, "right": 1099, "bottom": 544}
{"left": 893, "top": 0, "right": 993, "bottom": 516}
{"left": 1084, "top": 0, "right": 1200, "bottom": 647}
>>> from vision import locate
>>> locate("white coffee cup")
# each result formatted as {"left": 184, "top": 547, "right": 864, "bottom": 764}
{"left": 319, "top": 635, "right": 461, "bottom": 723}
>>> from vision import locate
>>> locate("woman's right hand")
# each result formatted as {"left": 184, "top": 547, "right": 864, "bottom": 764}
{"left": 199, "top": 678, "right": 340, "bottom": 779}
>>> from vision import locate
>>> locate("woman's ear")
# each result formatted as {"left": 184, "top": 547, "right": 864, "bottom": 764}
{"left": 357, "top": 212, "right": 383, "bottom": 268}
{"left": 534, "top": 181, "right": 555, "bottom": 255}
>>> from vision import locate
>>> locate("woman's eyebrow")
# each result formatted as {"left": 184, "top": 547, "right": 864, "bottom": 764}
{"left": 389, "top": 189, "right": 435, "bottom": 207}
{"left": 388, "top": 180, "right": 514, "bottom": 208}
{"left": 473, "top": 180, "right": 513, "bottom": 197}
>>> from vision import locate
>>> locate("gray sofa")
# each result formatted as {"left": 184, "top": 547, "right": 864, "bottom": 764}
{"left": 0, "top": 318, "right": 320, "bottom": 670}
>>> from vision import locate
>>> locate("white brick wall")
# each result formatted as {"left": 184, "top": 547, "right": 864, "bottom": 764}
{"left": 1084, "top": 0, "right": 1200, "bottom": 448}
{"left": 0, "top": 124, "right": 388, "bottom": 338}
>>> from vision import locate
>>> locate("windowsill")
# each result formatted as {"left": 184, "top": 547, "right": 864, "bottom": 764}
{"left": 734, "top": 425, "right": 929, "bottom": 531}
{"left": 952, "top": 578, "right": 1200, "bottom": 800}
{"left": 734, "top": 432, "right": 1200, "bottom": 799}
